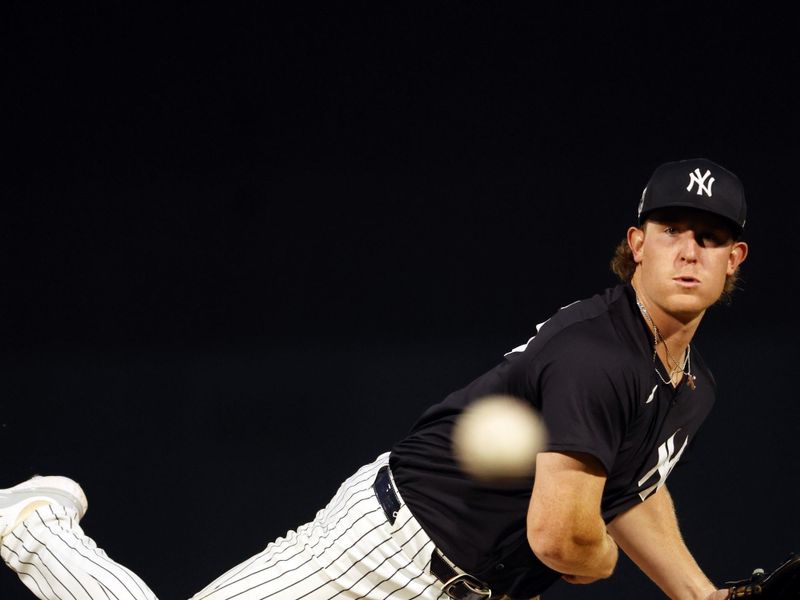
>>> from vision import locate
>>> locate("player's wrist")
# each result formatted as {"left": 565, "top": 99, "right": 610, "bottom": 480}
{"left": 699, "top": 589, "right": 728, "bottom": 600}
{"left": 675, "top": 575, "right": 718, "bottom": 600}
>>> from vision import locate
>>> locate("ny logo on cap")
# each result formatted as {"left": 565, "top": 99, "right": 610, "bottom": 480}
{"left": 686, "top": 168, "right": 715, "bottom": 197}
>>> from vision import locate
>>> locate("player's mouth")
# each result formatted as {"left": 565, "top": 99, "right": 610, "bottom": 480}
{"left": 673, "top": 275, "right": 700, "bottom": 288}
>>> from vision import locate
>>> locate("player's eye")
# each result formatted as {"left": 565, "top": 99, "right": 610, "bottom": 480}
{"left": 663, "top": 226, "right": 678, "bottom": 235}
{"left": 700, "top": 232, "right": 724, "bottom": 247}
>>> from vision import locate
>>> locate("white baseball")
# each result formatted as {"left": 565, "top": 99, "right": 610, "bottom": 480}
{"left": 452, "top": 394, "right": 547, "bottom": 482}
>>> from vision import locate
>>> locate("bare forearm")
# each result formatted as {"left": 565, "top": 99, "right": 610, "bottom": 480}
{"left": 527, "top": 452, "right": 619, "bottom": 582}
{"left": 607, "top": 487, "right": 717, "bottom": 599}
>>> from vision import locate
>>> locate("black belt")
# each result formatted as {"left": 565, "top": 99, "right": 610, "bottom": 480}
{"left": 373, "top": 466, "right": 493, "bottom": 600}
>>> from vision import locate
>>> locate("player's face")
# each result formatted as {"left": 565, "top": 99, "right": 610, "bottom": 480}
{"left": 627, "top": 208, "right": 749, "bottom": 321}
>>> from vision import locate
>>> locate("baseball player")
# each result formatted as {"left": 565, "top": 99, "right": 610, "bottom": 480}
{"left": 0, "top": 158, "right": 765, "bottom": 599}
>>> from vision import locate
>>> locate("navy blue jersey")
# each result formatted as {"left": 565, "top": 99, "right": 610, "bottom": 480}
{"left": 390, "top": 283, "right": 716, "bottom": 598}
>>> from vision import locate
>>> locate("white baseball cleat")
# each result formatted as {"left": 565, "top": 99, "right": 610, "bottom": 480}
{"left": 0, "top": 476, "right": 88, "bottom": 538}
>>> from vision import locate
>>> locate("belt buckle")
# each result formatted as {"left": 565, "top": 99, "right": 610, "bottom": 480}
{"left": 442, "top": 573, "right": 492, "bottom": 600}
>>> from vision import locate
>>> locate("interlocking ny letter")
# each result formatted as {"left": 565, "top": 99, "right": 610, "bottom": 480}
{"left": 686, "top": 168, "right": 715, "bottom": 197}
{"left": 637, "top": 431, "right": 689, "bottom": 501}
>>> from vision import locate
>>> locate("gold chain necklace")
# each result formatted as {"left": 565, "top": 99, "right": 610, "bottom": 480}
{"left": 635, "top": 296, "right": 696, "bottom": 390}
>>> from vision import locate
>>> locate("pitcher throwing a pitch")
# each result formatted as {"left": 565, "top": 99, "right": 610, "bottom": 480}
{"left": 4, "top": 159, "right": 794, "bottom": 599}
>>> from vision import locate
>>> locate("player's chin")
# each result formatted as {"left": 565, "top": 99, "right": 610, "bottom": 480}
{"left": 663, "top": 295, "right": 712, "bottom": 320}
{"left": 667, "top": 285, "right": 722, "bottom": 315}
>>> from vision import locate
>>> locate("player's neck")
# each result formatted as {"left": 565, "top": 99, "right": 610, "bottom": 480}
{"left": 645, "top": 309, "right": 702, "bottom": 359}
{"left": 630, "top": 278, "right": 704, "bottom": 377}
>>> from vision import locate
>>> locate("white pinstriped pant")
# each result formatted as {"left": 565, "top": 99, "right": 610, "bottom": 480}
{"left": 1, "top": 453, "right": 450, "bottom": 600}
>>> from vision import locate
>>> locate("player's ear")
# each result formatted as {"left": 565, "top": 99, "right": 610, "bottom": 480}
{"left": 727, "top": 240, "right": 748, "bottom": 275}
{"left": 627, "top": 226, "right": 645, "bottom": 264}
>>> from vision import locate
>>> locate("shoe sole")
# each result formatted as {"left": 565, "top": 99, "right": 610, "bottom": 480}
{"left": 0, "top": 476, "right": 88, "bottom": 523}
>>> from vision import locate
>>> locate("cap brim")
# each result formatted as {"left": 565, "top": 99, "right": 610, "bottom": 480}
{"left": 639, "top": 203, "right": 744, "bottom": 237}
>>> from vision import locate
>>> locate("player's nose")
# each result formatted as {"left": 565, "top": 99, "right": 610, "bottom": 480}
{"left": 678, "top": 231, "right": 701, "bottom": 262}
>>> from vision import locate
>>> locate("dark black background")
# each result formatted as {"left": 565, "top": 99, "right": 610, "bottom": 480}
{"left": 2, "top": 3, "right": 798, "bottom": 599}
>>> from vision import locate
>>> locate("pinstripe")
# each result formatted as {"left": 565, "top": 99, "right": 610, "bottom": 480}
{"left": 410, "top": 580, "right": 447, "bottom": 600}
{"left": 324, "top": 531, "right": 417, "bottom": 600}
{"left": 18, "top": 570, "right": 48, "bottom": 599}
{"left": 308, "top": 493, "right": 376, "bottom": 544}
{"left": 321, "top": 513, "right": 409, "bottom": 569}
{"left": 82, "top": 571, "right": 118, "bottom": 600}
{"left": 209, "top": 553, "right": 324, "bottom": 600}
{"left": 401, "top": 571, "right": 437, "bottom": 600}
{"left": 194, "top": 532, "right": 321, "bottom": 599}
{"left": 199, "top": 507, "right": 390, "bottom": 600}
{"left": 319, "top": 468, "right": 381, "bottom": 518}
{"left": 36, "top": 505, "right": 137, "bottom": 600}
{"left": 349, "top": 526, "right": 429, "bottom": 600}
{"left": 380, "top": 552, "right": 434, "bottom": 600}
{"left": 321, "top": 472, "right": 381, "bottom": 518}
{"left": 93, "top": 578, "right": 112, "bottom": 600}
{"left": 42, "top": 507, "right": 147, "bottom": 600}
{"left": 209, "top": 547, "right": 271, "bottom": 591}
{"left": 23, "top": 522, "right": 93, "bottom": 600}
{"left": 267, "top": 494, "right": 376, "bottom": 564}
{"left": 218, "top": 488, "right": 388, "bottom": 590}
{"left": 211, "top": 543, "right": 332, "bottom": 600}
{"left": 191, "top": 454, "right": 449, "bottom": 600}
{"left": 4, "top": 543, "right": 64, "bottom": 600}
{"left": 359, "top": 532, "right": 430, "bottom": 600}
{"left": 258, "top": 526, "right": 399, "bottom": 600}
{"left": 301, "top": 463, "right": 381, "bottom": 531}
{"left": 3, "top": 453, "right": 451, "bottom": 600}
{"left": 254, "top": 512, "right": 417, "bottom": 600}
{"left": 381, "top": 544, "right": 428, "bottom": 600}
{"left": 54, "top": 505, "right": 155, "bottom": 600}
{"left": 11, "top": 523, "right": 75, "bottom": 598}
{"left": 3, "top": 504, "right": 160, "bottom": 600}
{"left": 225, "top": 469, "right": 381, "bottom": 582}
{"left": 299, "top": 474, "right": 384, "bottom": 550}
{"left": 34, "top": 521, "right": 127, "bottom": 600}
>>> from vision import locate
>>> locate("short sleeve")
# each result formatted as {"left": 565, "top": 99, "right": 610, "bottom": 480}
{"left": 536, "top": 352, "right": 633, "bottom": 474}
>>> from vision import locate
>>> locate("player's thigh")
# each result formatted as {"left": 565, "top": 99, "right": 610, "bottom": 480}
{"left": 188, "top": 533, "right": 335, "bottom": 600}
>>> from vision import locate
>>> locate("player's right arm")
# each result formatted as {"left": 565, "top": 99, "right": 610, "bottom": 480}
{"left": 526, "top": 451, "right": 618, "bottom": 582}
{"left": 607, "top": 485, "right": 723, "bottom": 599}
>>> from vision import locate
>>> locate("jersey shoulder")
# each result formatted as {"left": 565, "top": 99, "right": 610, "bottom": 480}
{"left": 504, "top": 284, "right": 654, "bottom": 416}
{"left": 509, "top": 284, "right": 643, "bottom": 366}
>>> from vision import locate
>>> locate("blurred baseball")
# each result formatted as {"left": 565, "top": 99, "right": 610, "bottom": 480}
{"left": 452, "top": 394, "right": 547, "bottom": 482}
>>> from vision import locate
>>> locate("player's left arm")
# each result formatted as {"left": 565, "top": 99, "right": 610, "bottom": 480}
{"left": 607, "top": 485, "right": 726, "bottom": 600}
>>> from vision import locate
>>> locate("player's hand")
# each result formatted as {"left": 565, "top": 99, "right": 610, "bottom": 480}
{"left": 702, "top": 590, "right": 729, "bottom": 600}
{"left": 561, "top": 574, "right": 602, "bottom": 585}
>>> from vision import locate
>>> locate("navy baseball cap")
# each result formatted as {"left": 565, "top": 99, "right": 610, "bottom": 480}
{"left": 637, "top": 158, "right": 747, "bottom": 236}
